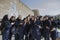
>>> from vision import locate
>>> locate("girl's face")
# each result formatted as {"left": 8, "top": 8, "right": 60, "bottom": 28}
{"left": 18, "top": 15, "right": 22, "bottom": 19}
{"left": 28, "top": 17, "right": 30, "bottom": 21}
{"left": 12, "top": 17, "right": 15, "bottom": 21}
{"left": 36, "top": 17, "right": 39, "bottom": 20}
{"left": 24, "top": 18, "right": 28, "bottom": 23}
{"left": 45, "top": 17, "right": 48, "bottom": 20}
{"left": 43, "top": 17, "right": 45, "bottom": 21}
{"left": 51, "top": 18, "right": 54, "bottom": 21}
{"left": 32, "top": 17, "right": 35, "bottom": 21}
{"left": 40, "top": 17, "right": 43, "bottom": 21}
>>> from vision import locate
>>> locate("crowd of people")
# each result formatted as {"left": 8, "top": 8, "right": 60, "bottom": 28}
{"left": 0, "top": 14, "right": 60, "bottom": 40}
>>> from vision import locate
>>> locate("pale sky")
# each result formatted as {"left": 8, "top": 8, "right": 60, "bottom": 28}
{"left": 21, "top": 0, "right": 60, "bottom": 16}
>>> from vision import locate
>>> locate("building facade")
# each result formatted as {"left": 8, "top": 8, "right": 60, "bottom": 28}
{"left": 0, "top": 0, "right": 34, "bottom": 19}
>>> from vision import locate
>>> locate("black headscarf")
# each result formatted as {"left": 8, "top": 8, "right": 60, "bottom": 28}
{"left": 2, "top": 15, "right": 8, "bottom": 21}
{"left": 1, "top": 15, "right": 9, "bottom": 31}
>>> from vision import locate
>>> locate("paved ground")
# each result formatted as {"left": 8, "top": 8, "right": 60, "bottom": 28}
{"left": 0, "top": 35, "right": 60, "bottom": 40}
{"left": 0, "top": 32, "right": 59, "bottom": 40}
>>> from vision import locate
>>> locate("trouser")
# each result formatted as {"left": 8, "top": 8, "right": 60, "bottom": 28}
{"left": 25, "top": 34, "right": 29, "bottom": 40}
{"left": 44, "top": 29, "right": 50, "bottom": 40}
{"left": 32, "top": 35, "right": 41, "bottom": 40}
{"left": 40, "top": 29, "right": 43, "bottom": 37}
{"left": 29, "top": 33, "right": 34, "bottom": 40}
{"left": 15, "top": 34, "right": 19, "bottom": 40}
{"left": 9, "top": 27, "right": 16, "bottom": 40}
{"left": 31, "top": 33, "right": 41, "bottom": 40}
{"left": 2, "top": 30, "right": 10, "bottom": 40}
{"left": 35, "top": 36, "right": 41, "bottom": 40}
{"left": 9, "top": 32, "right": 15, "bottom": 40}
{"left": 9, "top": 32, "right": 12, "bottom": 40}
{"left": 51, "top": 30, "right": 56, "bottom": 40}
{"left": 15, "top": 33, "right": 24, "bottom": 40}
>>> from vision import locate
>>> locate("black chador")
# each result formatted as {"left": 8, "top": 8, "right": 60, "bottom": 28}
{"left": 9, "top": 16, "right": 16, "bottom": 40}
{"left": 50, "top": 18, "right": 56, "bottom": 40}
{"left": 29, "top": 17, "right": 41, "bottom": 40}
{"left": 1, "top": 15, "right": 11, "bottom": 40}
{"left": 23, "top": 21, "right": 31, "bottom": 40}
{"left": 15, "top": 18, "right": 24, "bottom": 40}
{"left": 43, "top": 18, "right": 50, "bottom": 40}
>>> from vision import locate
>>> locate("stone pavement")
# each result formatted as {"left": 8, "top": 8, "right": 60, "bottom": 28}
{"left": 0, "top": 35, "right": 59, "bottom": 40}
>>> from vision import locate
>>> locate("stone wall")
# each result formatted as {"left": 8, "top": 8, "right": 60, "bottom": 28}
{"left": 0, "top": 0, "right": 34, "bottom": 19}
